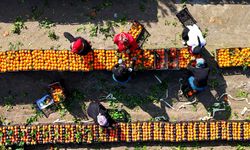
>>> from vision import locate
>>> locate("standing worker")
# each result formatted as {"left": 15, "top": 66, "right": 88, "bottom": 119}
{"left": 64, "top": 32, "right": 92, "bottom": 55}
{"left": 113, "top": 32, "right": 138, "bottom": 54}
{"left": 87, "top": 101, "right": 115, "bottom": 127}
{"left": 182, "top": 24, "right": 206, "bottom": 54}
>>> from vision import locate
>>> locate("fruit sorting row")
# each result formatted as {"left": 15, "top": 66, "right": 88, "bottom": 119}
{"left": 2, "top": 47, "right": 248, "bottom": 73}
{"left": 0, "top": 48, "right": 197, "bottom": 73}
{"left": 0, "top": 121, "right": 249, "bottom": 146}
{"left": 216, "top": 48, "right": 250, "bottom": 68}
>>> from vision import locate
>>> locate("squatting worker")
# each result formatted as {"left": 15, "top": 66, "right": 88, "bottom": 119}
{"left": 87, "top": 101, "right": 115, "bottom": 127}
{"left": 113, "top": 32, "right": 138, "bottom": 54}
{"left": 185, "top": 58, "right": 209, "bottom": 92}
{"left": 182, "top": 24, "right": 206, "bottom": 54}
{"left": 112, "top": 58, "right": 136, "bottom": 84}
{"left": 64, "top": 32, "right": 92, "bottom": 55}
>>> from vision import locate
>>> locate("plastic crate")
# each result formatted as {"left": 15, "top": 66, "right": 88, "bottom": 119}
{"left": 154, "top": 49, "right": 168, "bottom": 70}
{"left": 176, "top": 7, "right": 197, "bottom": 26}
{"left": 167, "top": 48, "right": 180, "bottom": 70}
{"left": 128, "top": 21, "right": 150, "bottom": 48}
{"left": 48, "top": 82, "right": 66, "bottom": 103}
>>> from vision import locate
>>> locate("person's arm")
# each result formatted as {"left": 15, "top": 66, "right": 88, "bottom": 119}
{"left": 187, "top": 59, "right": 196, "bottom": 71}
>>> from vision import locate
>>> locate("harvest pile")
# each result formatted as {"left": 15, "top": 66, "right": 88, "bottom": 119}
{"left": 0, "top": 121, "right": 249, "bottom": 146}
{"left": 217, "top": 48, "right": 250, "bottom": 68}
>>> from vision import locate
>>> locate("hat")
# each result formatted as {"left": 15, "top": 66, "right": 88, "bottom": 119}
{"left": 196, "top": 58, "right": 205, "bottom": 68}
{"left": 72, "top": 38, "right": 84, "bottom": 53}
{"left": 97, "top": 114, "right": 108, "bottom": 126}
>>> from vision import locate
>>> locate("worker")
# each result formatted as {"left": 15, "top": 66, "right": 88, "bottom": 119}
{"left": 87, "top": 101, "right": 115, "bottom": 127}
{"left": 64, "top": 32, "right": 92, "bottom": 55}
{"left": 182, "top": 24, "right": 206, "bottom": 54}
{"left": 112, "top": 58, "right": 136, "bottom": 84}
{"left": 187, "top": 58, "right": 209, "bottom": 92}
{"left": 113, "top": 32, "right": 138, "bottom": 54}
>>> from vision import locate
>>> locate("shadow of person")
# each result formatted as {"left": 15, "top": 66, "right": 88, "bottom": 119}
{"left": 139, "top": 101, "right": 170, "bottom": 121}
{"left": 202, "top": 48, "right": 227, "bottom": 97}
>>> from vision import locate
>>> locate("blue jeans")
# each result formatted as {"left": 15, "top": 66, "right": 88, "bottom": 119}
{"left": 112, "top": 74, "right": 131, "bottom": 84}
{"left": 188, "top": 76, "right": 206, "bottom": 91}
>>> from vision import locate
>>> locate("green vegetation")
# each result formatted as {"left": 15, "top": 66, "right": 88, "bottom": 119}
{"left": 39, "top": 18, "right": 55, "bottom": 29}
{"left": 12, "top": 17, "right": 26, "bottom": 34}
{"left": 236, "top": 90, "right": 249, "bottom": 98}
{"left": 48, "top": 30, "right": 59, "bottom": 41}
{"left": 8, "top": 41, "right": 23, "bottom": 50}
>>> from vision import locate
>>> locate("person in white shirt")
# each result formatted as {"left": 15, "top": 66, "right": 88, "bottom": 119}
{"left": 182, "top": 24, "right": 206, "bottom": 54}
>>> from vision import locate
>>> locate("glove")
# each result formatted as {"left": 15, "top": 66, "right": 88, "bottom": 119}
{"left": 118, "top": 59, "right": 123, "bottom": 64}
{"left": 132, "top": 57, "right": 137, "bottom": 61}
{"left": 191, "top": 56, "right": 196, "bottom": 61}
{"left": 182, "top": 40, "right": 187, "bottom": 46}
{"left": 125, "top": 49, "right": 130, "bottom": 54}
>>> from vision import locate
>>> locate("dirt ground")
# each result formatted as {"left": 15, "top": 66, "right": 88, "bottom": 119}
{"left": 0, "top": 0, "right": 250, "bottom": 150}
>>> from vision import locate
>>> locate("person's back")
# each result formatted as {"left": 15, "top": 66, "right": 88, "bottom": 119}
{"left": 189, "top": 67, "right": 209, "bottom": 87}
{"left": 187, "top": 58, "right": 209, "bottom": 88}
{"left": 113, "top": 32, "right": 138, "bottom": 53}
{"left": 87, "top": 101, "right": 115, "bottom": 127}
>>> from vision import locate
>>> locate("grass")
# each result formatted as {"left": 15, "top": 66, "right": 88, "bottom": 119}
{"left": 12, "top": 17, "right": 26, "bottom": 34}
{"left": 106, "top": 79, "right": 168, "bottom": 109}
{"left": 48, "top": 30, "right": 59, "bottom": 41}
{"left": 92, "top": 0, "right": 113, "bottom": 12}
{"left": 234, "top": 112, "right": 239, "bottom": 119}
{"left": 39, "top": 18, "right": 55, "bottom": 29}
{"left": 3, "top": 95, "right": 15, "bottom": 111}
{"left": 26, "top": 107, "right": 43, "bottom": 125}
{"left": 8, "top": 41, "right": 24, "bottom": 50}
{"left": 236, "top": 90, "right": 249, "bottom": 98}
{"left": 76, "top": 24, "right": 87, "bottom": 33}
{"left": 202, "top": 28, "right": 209, "bottom": 38}
{"left": 89, "top": 25, "right": 98, "bottom": 37}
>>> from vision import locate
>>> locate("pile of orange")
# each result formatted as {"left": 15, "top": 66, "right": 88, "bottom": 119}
{"left": 0, "top": 51, "right": 7, "bottom": 72}
{"left": 69, "top": 51, "right": 93, "bottom": 71}
{"left": 217, "top": 49, "right": 231, "bottom": 67}
{"left": 105, "top": 50, "right": 118, "bottom": 71}
{"left": 217, "top": 48, "right": 250, "bottom": 67}
{"left": 179, "top": 48, "right": 191, "bottom": 68}
{"left": 121, "top": 53, "right": 131, "bottom": 67}
{"left": 93, "top": 50, "right": 106, "bottom": 70}
{"left": 128, "top": 22, "right": 143, "bottom": 40}
{"left": 143, "top": 50, "right": 154, "bottom": 69}
{"left": 130, "top": 49, "right": 143, "bottom": 67}
{"left": 1, "top": 121, "right": 250, "bottom": 146}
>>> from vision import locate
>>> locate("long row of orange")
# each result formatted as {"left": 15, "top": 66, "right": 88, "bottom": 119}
{"left": 0, "top": 121, "right": 249, "bottom": 146}
{"left": 1, "top": 48, "right": 248, "bottom": 73}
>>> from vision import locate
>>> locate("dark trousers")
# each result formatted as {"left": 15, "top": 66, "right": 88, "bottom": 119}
{"left": 182, "top": 27, "right": 190, "bottom": 42}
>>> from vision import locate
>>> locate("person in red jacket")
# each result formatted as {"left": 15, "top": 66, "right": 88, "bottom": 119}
{"left": 113, "top": 32, "right": 138, "bottom": 54}
{"left": 64, "top": 32, "right": 92, "bottom": 55}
